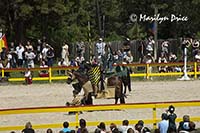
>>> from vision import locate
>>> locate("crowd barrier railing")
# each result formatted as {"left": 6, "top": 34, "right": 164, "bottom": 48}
{"left": 0, "top": 100, "right": 200, "bottom": 131}
{"left": 0, "top": 62, "right": 200, "bottom": 83}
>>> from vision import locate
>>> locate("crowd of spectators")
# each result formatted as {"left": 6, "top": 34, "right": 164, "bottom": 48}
{"left": 1, "top": 36, "right": 200, "bottom": 79}
{"left": 10, "top": 116, "right": 198, "bottom": 133}
{"left": 9, "top": 106, "right": 198, "bottom": 133}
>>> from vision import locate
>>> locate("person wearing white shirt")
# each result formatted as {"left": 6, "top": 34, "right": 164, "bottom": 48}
{"left": 24, "top": 68, "right": 32, "bottom": 85}
{"left": 16, "top": 43, "right": 25, "bottom": 67}
{"left": 25, "top": 50, "right": 36, "bottom": 68}
{"left": 96, "top": 38, "right": 106, "bottom": 60}
{"left": 118, "top": 120, "right": 134, "bottom": 133}
{"left": 42, "top": 43, "right": 49, "bottom": 61}
{"left": 61, "top": 42, "right": 69, "bottom": 66}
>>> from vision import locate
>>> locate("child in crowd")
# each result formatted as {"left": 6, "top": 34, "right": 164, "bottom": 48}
{"left": 24, "top": 67, "right": 32, "bottom": 85}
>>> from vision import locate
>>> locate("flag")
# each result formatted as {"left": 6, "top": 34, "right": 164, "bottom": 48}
{"left": 0, "top": 34, "right": 8, "bottom": 52}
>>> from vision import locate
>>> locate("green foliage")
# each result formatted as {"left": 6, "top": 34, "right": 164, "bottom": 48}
{"left": 126, "top": 23, "right": 146, "bottom": 40}
{"left": 0, "top": 0, "right": 200, "bottom": 47}
{"left": 19, "top": 4, "right": 33, "bottom": 18}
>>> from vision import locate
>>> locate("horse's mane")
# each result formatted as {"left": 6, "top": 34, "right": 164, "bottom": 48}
{"left": 74, "top": 71, "right": 88, "bottom": 79}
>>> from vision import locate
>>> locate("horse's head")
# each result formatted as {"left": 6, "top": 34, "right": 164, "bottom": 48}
{"left": 66, "top": 70, "right": 76, "bottom": 84}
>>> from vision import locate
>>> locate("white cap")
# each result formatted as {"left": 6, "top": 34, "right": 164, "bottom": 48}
{"left": 99, "top": 38, "right": 103, "bottom": 41}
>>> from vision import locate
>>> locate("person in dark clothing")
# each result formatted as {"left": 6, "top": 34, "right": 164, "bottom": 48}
{"left": 166, "top": 105, "right": 177, "bottom": 133}
{"left": 21, "top": 122, "right": 35, "bottom": 133}
{"left": 178, "top": 115, "right": 196, "bottom": 132}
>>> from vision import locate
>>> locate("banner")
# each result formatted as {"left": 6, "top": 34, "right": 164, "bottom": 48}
{"left": 0, "top": 34, "right": 8, "bottom": 52}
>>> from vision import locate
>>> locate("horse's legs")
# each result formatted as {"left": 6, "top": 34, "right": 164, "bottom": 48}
{"left": 123, "top": 84, "right": 127, "bottom": 94}
{"left": 128, "top": 81, "right": 131, "bottom": 92}
{"left": 120, "top": 95, "right": 125, "bottom": 104}
{"left": 91, "top": 84, "right": 98, "bottom": 96}
{"left": 115, "top": 96, "right": 119, "bottom": 104}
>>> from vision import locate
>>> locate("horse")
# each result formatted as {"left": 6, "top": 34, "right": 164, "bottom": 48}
{"left": 121, "top": 66, "right": 132, "bottom": 94}
{"left": 66, "top": 68, "right": 125, "bottom": 104}
{"left": 115, "top": 65, "right": 132, "bottom": 95}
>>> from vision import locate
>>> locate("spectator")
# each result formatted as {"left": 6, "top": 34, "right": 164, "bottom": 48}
{"left": 127, "top": 128, "right": 135, "bottom": 133}
{"left": 161, "top": 41, "right": 169, "bottom": 57}
{"left": 62, "top": 121, "right": 71, "bottom": 133}
{"left": 122, "top": 38, "right": 131, "bottom": 55}
{"left": 166, "top": 105, "right": 177, "bottom": 133}
{"left": 192, "top": 40, "right": 199, "bottom": 58}
{"left": 169, "top": 52, "right": 177, "bottom": 63}
{"left": 95, "top": 38, "right": 106, "bottom": 62}
{"left": 158, "top": 113, "right": 169, "bottom": 133}
{"left": 146, "top": 36, "right": 154, "bottom": 55}
{"left": 95, "top": 122, "right": 107, "bottom": 133}
{"left": 135, "top": 120, "right": 150, "bottom": 133}
{"left": 118, "top": 120, "right": 134, "bottom": 133}
{"left": 77, "top": 119, "right": 88, "bottom": 133}
{"left": 42, "top": 43, "right": 49, "bottom": 62}
{"left": 158, "top": 53, "right": 168, "bottom": 73}
{"left": 75, "top": 54, "right": 85, "bottom": 66}
{"left": 39, "top": 60, "right": 49, "bottom": 77}
{"left": 69, "top": 59, "right": 78, "bottom": 67}
{"left": 178, "top": 115, "right": 195, "bottom": 132}
{"left": 1, "top": 47, "right": 7, "bottom": 60}
{"left": 61, "top": 42, "right": 69, "bottom": 66}
{"left": 21, "top": 121, "right": 35, "bottom": 133}
{"left": 46, "top": 46, "right": 54, "bottom": 67}
{"left": 90, "top": 55, "right": 98, "bottom": 65}
{"left": 25, "top": 49, "right": 36, "bottom": 68}
{"left": 124, "top": 51, "right": 133, "bottom": 64}
{"left": 4, "top": 56, "right": 11, "bottom": 77}
{"left": 46, "top": 128, "right": 53, "bottom": 133}
{"left": 105, "top": 43, "right": 113, "bottom": 71}
{"left": 16, "top": 42, "right": 25, "bottom": 67}
{"left": 138, "top": 40, "right": 145, "bottom": 63}
{"left": 9, "top": 42, "right": 17, "bottom": 68}
{"left": 109, "top": 123, "right": 118, "bottom": 133}
{"left": 36, "top": 39, "right": 43, "bottom": 63}
{"left": 58, "top": 58, "right": 67, "bottom": 75}
{"left": 24, "top": 67, "right": 32, "bottom": 85}
{"left": 37, "top": 39, "right": 43, "bottom": 54}
{"left": 194, "top": 50, "right": 200, "bottom": 62}
{"left": 25, "top": 41, "right": 34, "bottom": 51}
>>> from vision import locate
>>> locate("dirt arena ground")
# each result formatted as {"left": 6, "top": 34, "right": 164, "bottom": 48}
{"left": 0, "top": 80, "right": 200, "bottom": 133}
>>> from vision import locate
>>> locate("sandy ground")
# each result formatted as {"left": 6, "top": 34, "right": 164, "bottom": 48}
{"left": 0, "top": 80, "right": 200, "bottom": 133}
